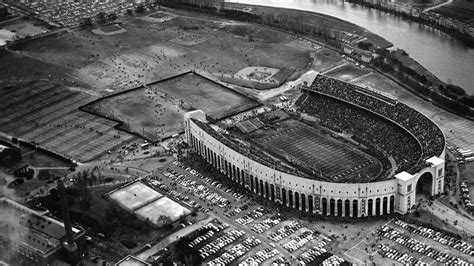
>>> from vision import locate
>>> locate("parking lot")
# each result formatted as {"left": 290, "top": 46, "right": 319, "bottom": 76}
{"left": 147, "top": 160, "right": 349, "bottom": 265}
{"left": 345, "top": 217, "right": 473, "bottom": 265}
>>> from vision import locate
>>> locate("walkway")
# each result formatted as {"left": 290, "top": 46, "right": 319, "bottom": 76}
{"left": 424, "top": 200, "right": 474, "bottom": 236}
{"left": 424, "top": 0, "right": 453, "bottom": 12}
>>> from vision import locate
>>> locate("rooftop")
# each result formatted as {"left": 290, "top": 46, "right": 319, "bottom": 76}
{"left": 426, "top": 156, "right": 445, "bottom": 167}
{"left": 0, "top": 197, "right": 84, "bottom": 256}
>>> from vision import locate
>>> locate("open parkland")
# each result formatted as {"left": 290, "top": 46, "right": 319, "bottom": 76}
{"left": 0, "top": 3, "right": 473, "bottom": 266}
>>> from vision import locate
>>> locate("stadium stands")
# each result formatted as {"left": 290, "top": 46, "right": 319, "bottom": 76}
{"left": 299, "top": 75, "right": 445, "bottom": 173}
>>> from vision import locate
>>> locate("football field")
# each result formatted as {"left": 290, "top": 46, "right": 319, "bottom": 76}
{"left": 260, "top": 121, "right": 380, "bottom": 181}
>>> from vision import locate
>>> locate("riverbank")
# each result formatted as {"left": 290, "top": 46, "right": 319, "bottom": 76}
{"left": 170, "top": 1, "right": 474, "bottom": 119}
{"left": 346, "top": 0, "right": 474, "bottom": 47}
{"left": 224, "top": 2, "right": 393, "bottom": 50}
{"left": 223, "top": 2, "right": 473, "bottom": 116}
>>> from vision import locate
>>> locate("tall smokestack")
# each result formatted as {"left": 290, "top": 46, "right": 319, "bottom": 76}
{"left": 57, "top": 180, "right": 80, "bottom": 265}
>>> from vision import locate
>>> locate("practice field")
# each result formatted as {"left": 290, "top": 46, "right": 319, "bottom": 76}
{"left": 135, "top": 196, "right": 192, "bottom": 226}
{"left": 0, "top": 80, "right": 134, "bottom": 162}
{"left": 254, "top": 120, "right": 382, "bottom": 181}
{"left": 84, "top": 72, "right": 259, "bottom": 142}
{"left": 108, "top": 181, "right": 163, "bottom": 211}
{"left": 324, "top": 63, "right": 371, "bottom": 82}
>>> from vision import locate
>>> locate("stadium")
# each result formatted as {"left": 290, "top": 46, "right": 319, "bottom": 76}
{"left": 184, "top": 74, "right": 446, "bottom": 218}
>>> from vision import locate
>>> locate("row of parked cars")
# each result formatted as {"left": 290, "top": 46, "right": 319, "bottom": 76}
{"left": 172, "top": 161, "right": 244, "bottom": 206}
{"left": 394, "top": 219, "right": 473, "bottom": 255}
{"left": 378, "top": 244, "right": 421, "bottom": 265}
{"left": 188, "top": 222, "right": 229, "bottom": 248}
{"left": 225, "top": 203, "right": 251, "bottom": 217}
{"left": 297, "top": 246, "right": 328, "bottom": 265}
{"left": 378, "top": 225, "right": 469, "bottom": 265}
{"left": 241, "top": 248, "right": 280, "bottom": 265}
{"left": 460, "top": 179, "right": 474, "bottom": 212}
{"left": 321, "top": 255, "right": 346, "bottom": 266}
{"left": 282, "top": 230, "right": 316, "bottom": 252}
{"left": 251, "top": 215, "right": 283, "bottom": 234}
{"left": 163, "top": 168, "right": 229, "bottom": 209}
{"left": 209, "top": 236, "right": 261, "bottom": 265}
{"left": 149, "top": 174, "right": 207, "bottom": 211}
{"left": 235, "top": 207, "right": 270, "bottom": 226}
{"left": 268, "top": 221, "right": 303, "bottom": 242}
{"left": 198, "top": 230, "right": 245, "bottom": 259}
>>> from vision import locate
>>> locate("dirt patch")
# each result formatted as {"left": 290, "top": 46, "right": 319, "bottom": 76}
{"left": 170, "top": 33, "right": 207, "bottom": 46}
{"left": 141, "top": 11, "right": 177, "bottom": 23}
{"left": 92, "top": 24, "right": 127, "bottom": 36}
{"left": 234, "top": 66, "right": 279, "bottom": 82}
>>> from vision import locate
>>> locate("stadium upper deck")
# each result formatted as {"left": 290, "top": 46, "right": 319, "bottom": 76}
{"left": 303, "top": 75, "right": 445, "bottom": 174}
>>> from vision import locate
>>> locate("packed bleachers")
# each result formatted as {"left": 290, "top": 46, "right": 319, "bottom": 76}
{"left": 299, "top": 75, "right": 444, "bottom": 173}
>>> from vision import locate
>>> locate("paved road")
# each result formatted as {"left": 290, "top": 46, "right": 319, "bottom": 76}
{"left": 423, "top": 200, "right": 474, "bottom": 236}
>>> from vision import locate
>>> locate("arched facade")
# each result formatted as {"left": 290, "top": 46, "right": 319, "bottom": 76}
{"left": 184, "top": 110, "right": 445, "bottom": 217}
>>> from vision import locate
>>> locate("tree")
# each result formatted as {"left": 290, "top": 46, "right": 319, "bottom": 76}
{"left": 81, "top": 17, "right": 93, "bottom": 26}
{"left": 136, "top": 4, "right": 146, "bottom": 13}
{"left": 107, "top": 13, "right": 118, "bottom": 21}
{"left": 96, "top": 12, "right": 106, "bottom": 22}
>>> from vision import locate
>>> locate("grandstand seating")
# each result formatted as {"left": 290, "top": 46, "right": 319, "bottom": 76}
{"left": 298, "top": 75, "right": 445, "bottom": 173}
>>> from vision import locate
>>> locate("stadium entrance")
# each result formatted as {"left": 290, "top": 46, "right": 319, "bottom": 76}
{"left": 416, "top": 172, "right": 433, "bottom": 200}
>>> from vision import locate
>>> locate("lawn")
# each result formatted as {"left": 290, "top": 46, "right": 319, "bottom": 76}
{"left": 84, "top": 72, "right": 259, "bottom": 142}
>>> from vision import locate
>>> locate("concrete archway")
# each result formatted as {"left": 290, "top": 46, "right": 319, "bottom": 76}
{"left": 416, "top": 172, "right": 434, "bottom": 198}
{"left": 322, "top": 198, "right": 328, "bottom": 216}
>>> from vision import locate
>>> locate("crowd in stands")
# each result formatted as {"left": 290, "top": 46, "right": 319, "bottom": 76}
{"left": 298, "top": 92, "right": 420, "bottom": 173}
{"left": 299, "top": 75, "right": 445, "bottom": 173}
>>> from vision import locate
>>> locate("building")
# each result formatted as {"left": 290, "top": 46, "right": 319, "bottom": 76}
{"left": 0, "top": 143, "right": 21, "bottom": 166}
{"left": 0, "top": 197, "right": 86, "bottom": 266}
{"left": 183, "top": 75, "right": 446, "bottom": 218}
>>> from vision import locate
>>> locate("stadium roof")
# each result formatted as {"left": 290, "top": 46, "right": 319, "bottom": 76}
{"left": 426, "top": 156, "right": 444, "bottom": 167}
{"left": 395, "top": 171, "right": 413, "bottom": 182}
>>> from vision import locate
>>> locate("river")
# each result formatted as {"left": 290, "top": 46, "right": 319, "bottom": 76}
{"left": 227, "top": 0, "right": 474, "bottom": 94}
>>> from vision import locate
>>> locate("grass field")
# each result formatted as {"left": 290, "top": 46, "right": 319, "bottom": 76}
{"left": 311, "top": 49, "right": 344, "bottom": 72}
{"left": 6, "top": 12, "right": 314, "bottom": 93}
{"left": 324, "top": 63, "right": 371, "bottom": 82}
{"left": 100, "top": 24, "right": 124, "bottom": 33}
{"left": 84, "top": 72, "right": 259, "bottom": 142}
{"left": 0, "top": 80, "right": 134, "bottom": 162}
{"left": 255, "top": 120, "right": 382, "bottom": 181}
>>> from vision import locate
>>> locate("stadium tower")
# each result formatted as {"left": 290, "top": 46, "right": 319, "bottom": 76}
{"left": 57, "top": 180, "right": 80, "bottom": 265}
